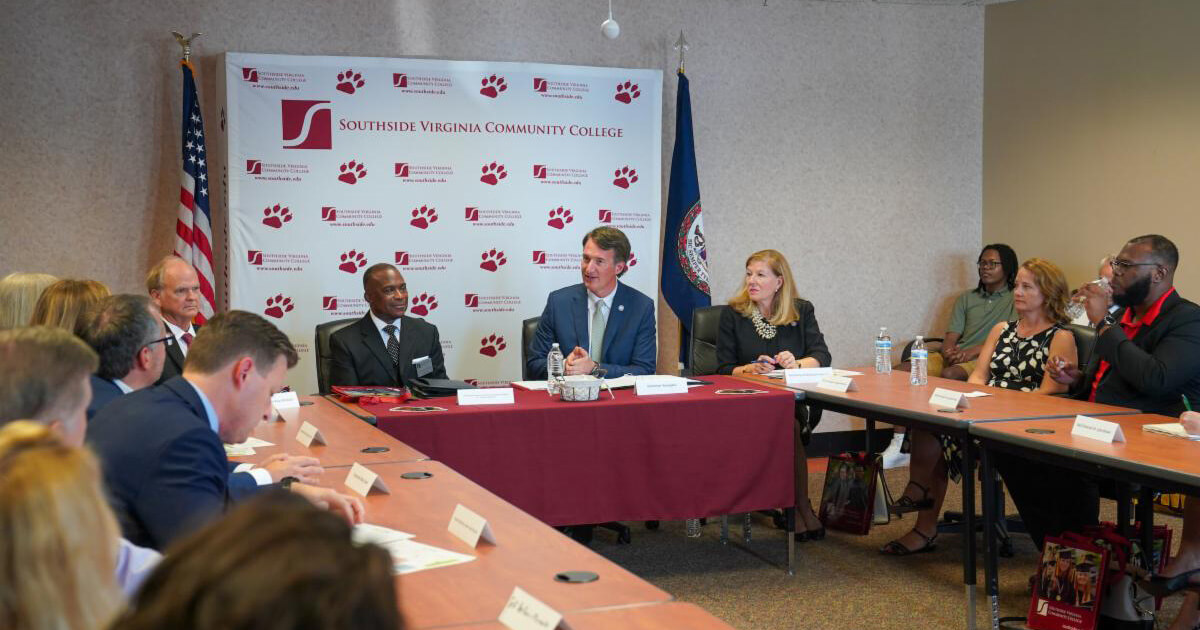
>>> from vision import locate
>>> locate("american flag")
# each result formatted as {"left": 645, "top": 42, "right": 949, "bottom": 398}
{"left": 176, "top": 61, "right": 216, "bottom": 322}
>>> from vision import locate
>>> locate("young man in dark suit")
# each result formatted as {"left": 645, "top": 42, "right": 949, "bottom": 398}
{"left": 328, "top": 263, "right": 447, "bottom": 389}
{"left": 88, "top": 311, "right": 363, "bottom": 550}
{"left": 526, "top": 226, "right": 657, "bottom": 380}
{"left": 1001, "top": 234, "right": 1200, "bottom": 548}
{"left": 148, "top": 256, "right": 203, "bottom": 385}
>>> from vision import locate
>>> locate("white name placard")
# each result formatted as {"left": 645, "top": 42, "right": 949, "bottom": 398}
{"left": 498, "top": 586, "right": 565, "bottom": 630}
{"left": 784, "top": 367, "right": 832, "bottom": 386}
{"left": 449, "top": 503, "right": 496, "bottom": 547}
{"left": 929, "top": 388, "right": 970, "bottom": 410}
{"left": 345, "top": 462, "right": 391, "bottom": 497}
{"left": 816, "top": 375, "right": 857, "bottom": 393}
{"left": 457, "top": 387, "right": 516, "bottom": 406}
{"left": 1071, "top": 415, "right": 1126, "bottom": 443}
{"left": 635, "top": 375, "right": 688, "bottom": 396}
{"left": 295, "top": 421, "right": 326, "bottom": 447}
{"left": 270, "top": 391, "right": 300, "bottom": 422}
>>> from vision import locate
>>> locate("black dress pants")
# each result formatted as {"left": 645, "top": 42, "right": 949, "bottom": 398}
{"left": 993, "top": 452, "right": 1100, "bottom": 550}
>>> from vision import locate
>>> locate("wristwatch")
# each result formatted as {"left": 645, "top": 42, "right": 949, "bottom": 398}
{"left": 1097, "top": 314, "right": 1117, "bottom": 332}
{"left": 280, "top": 475, "right": 299, "bottom": 490}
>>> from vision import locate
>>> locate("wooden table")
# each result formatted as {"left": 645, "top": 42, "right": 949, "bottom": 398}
{"left": 452, "top": 602, "right": 735, "bottom": 629}
{"left": 739, "top": 369, "right": 1136, "bottom": 630}
{"left": 972, "top": 413, "right": 1200, "bottom": 629}
{"left": 228, "top": 395, "right": 427, "bottom": 469}
{"left": 338, "top": 460, "right": 672, "bottom": 629}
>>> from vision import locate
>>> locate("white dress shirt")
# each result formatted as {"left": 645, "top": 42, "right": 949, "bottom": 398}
{"left": 163, "top": 319, "right": 197, "bottom": 357}
{"left": 370, "top": 311, "right": 401, "bottom": 347}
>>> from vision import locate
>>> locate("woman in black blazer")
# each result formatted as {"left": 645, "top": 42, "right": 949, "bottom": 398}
{"left": 716, "top": 249, "right": 831, "bottom": 541}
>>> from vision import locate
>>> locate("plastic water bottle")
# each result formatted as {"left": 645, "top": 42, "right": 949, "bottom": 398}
{"left": 910, "top": 335, "right": 928, "bottom": 386}
{"left": 685, "top": 518, "right": 701, "bottom": 538}
{"left": 547, "top": 343, "right": 564, "bottom": 395}
{"left": 875, "top": 327, "right": 893, "bottom": 374}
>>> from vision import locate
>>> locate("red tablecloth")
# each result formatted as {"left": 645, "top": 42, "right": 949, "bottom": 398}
{"left": 359, "top": 375, "right": 795, "bottom": 525}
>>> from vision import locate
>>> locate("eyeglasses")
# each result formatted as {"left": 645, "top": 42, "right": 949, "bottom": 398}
{"left": 1109, "top": 258, "right": 1160, "bottom": 273}
{"left": 977, "top": 261, "right": 1003, "bottom": 269}
{"left": 144, "top": 335, "right": 174, "bottom": 349}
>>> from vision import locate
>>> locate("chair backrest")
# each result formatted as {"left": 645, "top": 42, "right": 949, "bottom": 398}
{"left": 521, "top": 316, "right": 541, "bottom": 381}
{"left": 314, "top": 318, "right": 358, "bottom": 394}
{"left": 689, "top": 305, "right": 727, "bottom": 376}
{"left": 1065, "top": 323, "right": 1098, "bottom": 399}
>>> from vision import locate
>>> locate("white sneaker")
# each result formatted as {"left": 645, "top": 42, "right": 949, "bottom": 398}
{"left": 881, "top": 433, "right": 910, "bottom": 469}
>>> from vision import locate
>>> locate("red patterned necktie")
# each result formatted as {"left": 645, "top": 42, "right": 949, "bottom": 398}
{"left": 181, "top": 332, "right": 193, "bottom": 348}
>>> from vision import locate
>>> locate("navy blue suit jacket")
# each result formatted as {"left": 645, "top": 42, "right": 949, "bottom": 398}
{"left": 87, "top": 377, "right": 256, "bottom": 550}
{"left": 527, "top": 282, "right": 656, "bottom": 379}
{"left": 86, "top": 375, "right": 123, "bottom": 420}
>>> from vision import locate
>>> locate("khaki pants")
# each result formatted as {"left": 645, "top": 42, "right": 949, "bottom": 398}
{"left": 926, "top": 353, "right": 975, "bottom": 379}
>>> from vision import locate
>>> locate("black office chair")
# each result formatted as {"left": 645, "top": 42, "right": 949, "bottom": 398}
{"left": 520, "top": 314, "right": 632, "bottom": 545}
{"left": 899, "top": 337, "right": 944, "bottom": 364}
{"left": 314, "top": 318, "right": 358, "bottom": 395}
{"left": 1064, "top": 323, "right": 1098, "bottom": 399}
{"left": 520, "top": 316, "right": 541, "bottom": 381}
{"left": 686, "top": 305, "right": 724, "bottom": 377}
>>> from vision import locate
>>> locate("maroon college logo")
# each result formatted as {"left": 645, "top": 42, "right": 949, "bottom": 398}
{"left": 338, "top": 250, "right": 366, "bottom": 274}
{"left": 464, "top": 207, "right": 479, "bottom": 222}
{"left": 613, "top": 166, "right": 638, "bottom": 189}
{"left": 246, "top": 159, "right": 262, "bottom": 174}
{"left": 410, "top": 206, "right": 437, "bottom": 229}
{"left": 546, "top": 207, "right": 573, "bottom": 230}
{"left": 335, "top": 69, "right": 364, "bottom": 94}
{"left": 479, "top": 249, "right": 507, "bottom": 272}
{"left": 394, "top": 251, "right": 410, "bottom": 266}
{"left": 321, "top": 206, "right": 337, "bottom": 222}
{"left": 322, "top": 296, "right": 338, "bottom": 310}
{"left": 280, "top": 100, "right": 332, "bottom": 150}
{"left": 532, "top": 250, "right": 547, "bottom": 265}
{"left": 533, "top": 78, "right": 548, "bottom": 93}
{"left": 480, "top": 162, "right": 507, "bottom": 185}
{"left": 464, "top": 293, "right": 479, "bottom": 308}
{"left": 598, "top": 209, "right": 613, "bottom": 223}
{"left": 394, "top": 163, "right": 409, "bottom": 178}
{"left": 261, "top": 204, "right": 292, "bottom": 229}
{"left": 242, "top": 68, "right": 259, "bottom": 83}
{"left": 479, "top": 75, "right": 507, "bottom": 98}
{"left": 393, "top": 73, "right": 408, "bottom": 88}
{"left": 409, "top": 293, "right": 438, "bottom": 317}
{"left": 263, "top": 294, "right": 294, "bottom": 319}
{"left": 614, "top": 81, "right": 641, "bottom": 104}
{"left": 532, "top": 164, "right": 547, "bottom": 179}
{"left": 247, "top": 250, "right": 263, "bottom": 266}
{"left": 479, "top": 334, "right": 507, "bottom": 357}
{"left": 337, "top": 160, "right": 367, "bottom": 184}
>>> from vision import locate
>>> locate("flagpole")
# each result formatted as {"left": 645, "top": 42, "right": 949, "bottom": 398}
{"left": 171, "top": 31, "right": 202, "bottom": 66}
{"left": 674, "top": 31, "right": 688, "bottom": 74}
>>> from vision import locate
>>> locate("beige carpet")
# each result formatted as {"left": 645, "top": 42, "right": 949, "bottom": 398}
{"left": 592, "top": 466, "right": 1186, "bottom": 630}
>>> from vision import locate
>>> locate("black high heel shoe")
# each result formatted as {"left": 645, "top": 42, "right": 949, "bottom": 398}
{"left": 795, "top": 506, "right": 826, "bottom": 542}
{"left": 1138, "top": 568, "right": 1200, "bottom": 598}
{"left": 889, "top": 480, "right": 935, "bottom": 516}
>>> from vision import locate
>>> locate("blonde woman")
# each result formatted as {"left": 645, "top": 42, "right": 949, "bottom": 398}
{"left": 717, "top": 249, "right": 831, "bottom": 540}
{"left": 30, "top": 279, "right": 110, "bottom": 337}
{"left": 0, "top": 421, "right": 123, "bottom": 630}
{"left": 0, "top": 272, "right": 58, "bottom": 330}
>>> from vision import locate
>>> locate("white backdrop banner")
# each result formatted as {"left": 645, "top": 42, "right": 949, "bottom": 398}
{"left": 218, "top": 53, "right": 662, "bottom": 393}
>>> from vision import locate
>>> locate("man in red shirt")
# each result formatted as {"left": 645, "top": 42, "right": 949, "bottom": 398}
{"left": 1000, "top": 234, "right": 1200, "bottom": 549}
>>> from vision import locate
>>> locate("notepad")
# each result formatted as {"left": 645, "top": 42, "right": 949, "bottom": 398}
{"left": 1142, "top": 423, "right": 1200, "bottom": 441}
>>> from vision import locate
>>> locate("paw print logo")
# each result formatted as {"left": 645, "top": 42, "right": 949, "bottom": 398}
{"left": 263, "top": 294, "right": 294, "bottom": 319}
{"left": 409, "top": 293, "right": 439, "bottom": 317}
{"left": 479, "top": 334, "right": 507, "bottom": 357}
{"left": 598, "top": 209, "right": 613, "bottom": 223}
{"left": 479, "top": 75, "right": 507, "bottom": 98}
{"left": 627, "top": 252, "right": 638, "bottom": 267}
{"left": 614, "top": 81, "right": 641, "bottom": 104}
{"left": 480, "top": 162, "right": 507, "bottom": 185}
{"left": 409, "top": 206, "right": 438, "bottom": 229}
{"left": 261, "top": 204, "right": 292, "bottom": 229}
{"left": 546, "top": 207, "right": 573, "bottom": 230}
{"left": 338, "top": 160, "right": 367, "bottom": 185}
{"left": 335, "top": 69, "right": 365, "bottom": 94}
{"left": 338, "top": 250, "right": 367, "bottom": 274}
{"left": 613, "top": 166, "right": 638, "bottom": 189}
{"left": 479, "top": 249, "right": 507, "bottom": 272}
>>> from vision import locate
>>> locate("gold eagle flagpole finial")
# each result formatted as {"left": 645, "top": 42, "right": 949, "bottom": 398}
{"left": 674, "top": 31, "right": 689, "bottom": 74}
{"left": 171, "top": 31, "right": 203, "bottom": 63}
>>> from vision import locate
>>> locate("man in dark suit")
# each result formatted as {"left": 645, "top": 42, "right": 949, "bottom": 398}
{"left": 527, "top": 226, "right": 656, "bottom": 379}
{"left": 147, "top": 256, "right": 202, "bottom": 386}
{"left": 328, "top": 263, "right": 447, "bottom": 389}
{"left": 88, "top": 311, "right": 364, "bottom": 550}
{"left": 81, "top": 294, "right": 170, "bottom": 419}
{"left": 1001, "top": 234, "right": 1200, "bottom": 548}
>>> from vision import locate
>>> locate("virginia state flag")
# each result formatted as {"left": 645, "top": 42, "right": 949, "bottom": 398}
{"left": 661, "top": 70, "right": 710, "bottom": 366}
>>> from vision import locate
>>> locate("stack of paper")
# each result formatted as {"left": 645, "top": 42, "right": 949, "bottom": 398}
{"left": 1142, "top": 423, "right": 1200, "bottom": 441}
{"left": 223, "top": 436, "right": 275, "bottom": 457}
{"left": 352, "top": 522, "right": 476, "bottom": 575}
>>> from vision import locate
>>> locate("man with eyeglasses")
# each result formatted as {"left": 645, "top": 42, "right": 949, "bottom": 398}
{"left": 1000, "top": 234, "right": 1200, "bottom": 550}
{"left": 148, "top": 255, "right": 203, "bottom": 385}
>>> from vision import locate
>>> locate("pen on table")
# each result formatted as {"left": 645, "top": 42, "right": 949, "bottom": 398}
{"left": 1184, "top": 395, "right": 1193, "bottom": 412}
